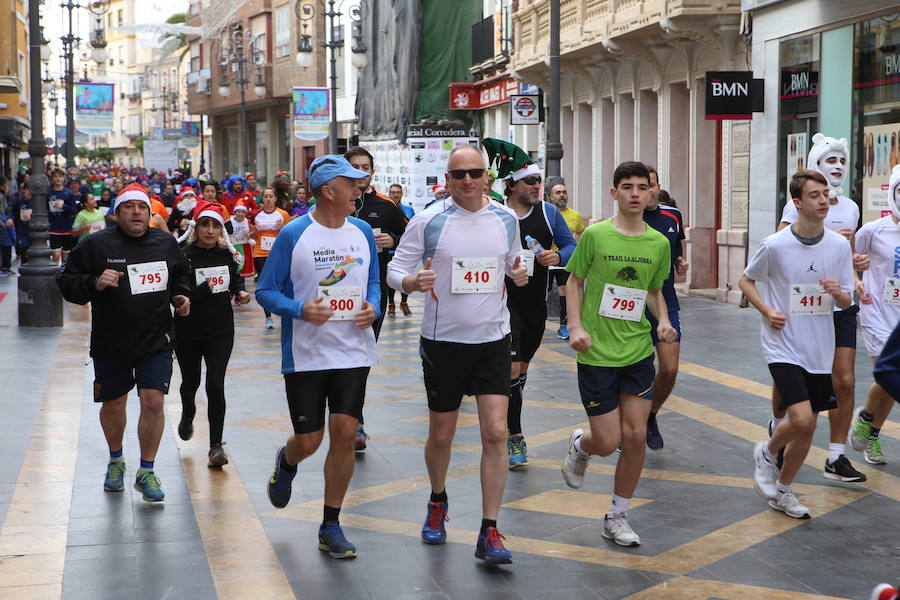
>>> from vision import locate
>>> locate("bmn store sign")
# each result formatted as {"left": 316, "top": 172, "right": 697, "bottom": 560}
{"left": 705, "top": 71, "right": 764, "bottom": 120}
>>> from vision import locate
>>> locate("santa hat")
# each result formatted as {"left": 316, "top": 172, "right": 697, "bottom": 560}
{"left": 806, "top": 132, "right": 848, "bottom": 199}
{"left": 888, "top": 165, "right": 900, "bottom": 222}
{"left": 113, "top": 183, "right": 152, "bottom": 212}
{"left": 193, "top": 201, "right": 226, "bottom": 227}
{"left": 233, "top": 200, "right": 248, "bottom": 212}
{"left": 482, "top": 138, "right": 541, "bottom": 182}
{"left": 432, "top": 185, "right": 445, "bottom": 195}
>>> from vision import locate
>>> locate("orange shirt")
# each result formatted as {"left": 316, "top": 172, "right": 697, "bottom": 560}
{"left": 252, "top": 208, "right": 290, "bottom": 258}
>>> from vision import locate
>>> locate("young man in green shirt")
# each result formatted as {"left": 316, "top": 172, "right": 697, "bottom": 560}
{"left": 561, "top": 161, "right": 677, "bottom": 547}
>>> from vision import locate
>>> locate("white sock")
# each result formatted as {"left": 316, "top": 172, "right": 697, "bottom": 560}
{"left": 574, "top": 435, "right": 590, "bottom": 458}
{"left": 762, "top": 444, "right": 776, "bottom": 462}
{"left": 771, "top": 416, "right": 785, "bottom": 429}
{"left": 776, "top": 481, "right": 791, "bottom": 495}
{"left": 607, "top": 494, "right": 630, "bottom": 517}
{"left": 828, "top": 443, "right": 844, "bottom": 464}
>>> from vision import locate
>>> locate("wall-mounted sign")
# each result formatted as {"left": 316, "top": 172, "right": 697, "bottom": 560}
{"left": 74, "top": 82, "right": 115, "bottom": 135}
{"left": 510, "top": 95, "right": 540, "bottom": 125}
{"left": 449, "top": 76, "right": 519, "bottom": 110}
{"left": 780, "top": 69, "right": 818, "bottom": 100}
{"left": 705, "top": 71, "right": 764, "bottom": 120}
{"left": 292, "top": 87, "right": 330, "bottom": 141}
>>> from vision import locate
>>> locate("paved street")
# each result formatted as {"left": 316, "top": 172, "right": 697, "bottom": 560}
{"left": 0, "top": 273, "right": 897, "bottom": 600}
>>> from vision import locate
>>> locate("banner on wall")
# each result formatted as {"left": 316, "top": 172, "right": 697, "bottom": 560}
{"left": 785, "top": 132, "right": 807, "bottom": 193}
{"left": 861, "top": 122, "right": 900, "bottom": 223}
{"left": 292, "top": 87, "right": 330, "bottom": 141}
{"left": 56, "top": 125, "right": 89, "bottom": 147}
{"left": 74, "top": 82, "right": 114, "bottom": 134}
{"left": 181, "top": 121, "right": 200, "bottom": 146}
{"left": 143, "top": 140, "right": 179, "bottom": 173}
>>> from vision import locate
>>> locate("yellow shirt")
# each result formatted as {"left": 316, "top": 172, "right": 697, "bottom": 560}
{"left": 552, "top": 206, "right": 585, "bottom": 250}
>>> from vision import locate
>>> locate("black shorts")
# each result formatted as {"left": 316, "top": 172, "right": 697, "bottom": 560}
{"left": 647, "top": 309, "right": 683, "bottom": 345}
{"left": 510, "top": 305, "right": 547, "bottom": 364}
{"left": 768, "top": 363, "right": 836, "bottom": 413}
{"left": 420, "top": 334, "right": 511, "bottom": 412}
{"left": 834, "top": 305, "right": 859, "bottom": 349}
{"left": 284, "top": 367, "right": 369, "bottom": 434}
{"left": 49, "top": 233, "right": 77, "bottom": 251}
{"left": 92, "top": 350, "right": 173, "bottom": 402}
{"left": 577, "top": 355, "right": 655, "bottom": 417}
{"left": 548, "top": 268, "right": 569, "bottom": 291}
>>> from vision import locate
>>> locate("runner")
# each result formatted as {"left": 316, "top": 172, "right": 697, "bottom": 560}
{"left": 244, "top": 172, "right": 262, "bottom": 206}
{"left": 228, "top": 200, "right": 256, "bottom": 279}
{"left": 71, "top": 194, "right": 107, "bottom": 242}
{"left": 848, "top": 165, "right": 900, "bottom": 465}
{"left": 56, "top": 183, "right": 192, "bottom": 502}
{"left": 741, "top": 170, "right": 855, "bottom": 518}
{"left": 386, "top": 183, "right": 414, "bottom": 317}
{"left": 482, "top": 138, "right": 576, "bottom": 470}
{"left": 387, "top": 145, "right": 529, "bottom": 564}
{"left": 167, "top": 187, "right": 199, "bottom": 242}
{"left": 258, "top": 154, "right": 379, "bottom": 559}
{"left": 560, "top": 161, "right": 675, "bottom": 546}
{"left": 547, "top": 181, "right": 585, "bottom": 341}
{"left": 643, "top": 166, "right": 689, "bottom": 450}
{"left": 775, "top": 133, "right": 867, "bottom": 482}
{"left": 175, "top": 201, "right": 251, "bottom": 468}
{"left": 48, "top": 168, "right": 78, "bottom": 263}
{"left": 251, "top": 187, "right": 291, "bottom": 329}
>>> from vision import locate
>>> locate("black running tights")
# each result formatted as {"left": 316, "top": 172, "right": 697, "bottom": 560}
{"left": 175, "top": 332, "right": 234, "bottom": 445}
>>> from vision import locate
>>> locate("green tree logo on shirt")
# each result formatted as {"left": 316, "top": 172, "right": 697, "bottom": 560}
{"left": 616, "top": 266, "right": 638, "bottom": 282}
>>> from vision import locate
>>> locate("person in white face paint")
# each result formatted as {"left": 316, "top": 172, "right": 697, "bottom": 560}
{"left": 773, "top": 133, "right": 868, "bottom": 484}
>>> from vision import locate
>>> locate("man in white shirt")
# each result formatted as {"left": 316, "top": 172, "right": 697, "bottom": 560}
{"left": 387, "top": 145, "right": 529, "bottom": 565}
{"left": 849, "top": 164, "right": 900, "bottom": 465}
{"left": 774, "top": 133, "right": 867, "bottom": 483}
{"left": 741, "top": 169, "right": 855, "bottom": 519}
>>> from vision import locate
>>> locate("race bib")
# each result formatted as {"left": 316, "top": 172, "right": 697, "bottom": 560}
{"left": 89, "top": 221, "right": 105, "bottom": 234}
{"left": 127, "top": 261, "right": 168, "bottom": 295}
{"left": 20, "top": 208, "right": 32, "bottom": 222}
{"left": 260, "top": 235, "right": 275, "bottom": 252}
{"left": 883, "top": 278, "right": 900, "bottom": 306}
{"left": 598, "top": 284, "right": 646, "bottom": 322}
{"left": 231, "top": 232, "right": 249, "bottom": 245}
{"left": 196, "top": 266, "right": 230, "bottom": 294}
{"left": 521, "top": 249, "right": 535, "bottom": 276}
{"left": 319, "top": 285, "right": 362, "bottom": 321}
{"left": 373, "top": 228, "right": 382, "bottom": 253}
{"left": 452, "top": 257, "right": 499, "bottom": 294}
{"left": 789, "top": 283, "right": 832, "bottom": 315}
{"left": 49, "top": 199, "right": 63, "bottom": 213}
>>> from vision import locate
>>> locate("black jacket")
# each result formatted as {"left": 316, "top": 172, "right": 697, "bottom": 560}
{"left": 174, "top": 243, "right": 244, "bottom": 341}
{"left": 56, "top": 226, "right": 191, "bottom": 360}
{"left": 353, "top": 190, "right": 407, "bottom": 284}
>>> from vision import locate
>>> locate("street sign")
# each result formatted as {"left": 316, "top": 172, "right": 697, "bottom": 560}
{"left": 510, "top": 95, "right": 540, "bottom": 125}
{"left": 705, "top": 71, "right": 764, "bottom": 120}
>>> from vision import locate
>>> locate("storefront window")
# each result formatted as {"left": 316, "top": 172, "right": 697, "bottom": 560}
{"left": 853, "top": 12, "right": 900, "bottom": 223}
{"left": 778, "top": 34, "right": 819, "bottom": 221}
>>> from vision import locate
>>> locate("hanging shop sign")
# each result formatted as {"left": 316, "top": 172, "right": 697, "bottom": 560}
{"left": 449, "top": 76, "right": 519, "bottom": 110}
{"left": 705, "top": 71, "right": 764, "bottom": 120}
{"left": 510, "top": 94, "right": 541, "bottom": 125}
{"left": 292, "top": 87, "right": 330, "bottom": 141}
{"left": 74, "top": 82, "right": 115, "bottom": 134}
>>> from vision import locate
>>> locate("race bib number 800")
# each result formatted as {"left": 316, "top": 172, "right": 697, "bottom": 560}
{"left": 128, "top": 261, "right": 168, "bottom": 295}
{"left": 319, "top": 285, "right": 362, "bottom": 321}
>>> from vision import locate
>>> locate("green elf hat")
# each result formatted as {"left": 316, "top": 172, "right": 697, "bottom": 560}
{"left": 481, "top": 138, "right": 541, "bottom": 182}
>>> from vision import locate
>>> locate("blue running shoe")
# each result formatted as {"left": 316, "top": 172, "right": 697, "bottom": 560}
{"left": 508, "top": 435, "right": 528, "bottom": 469}
{"left": 104, "top": 459, "right": 126, "bottom": 492}
{"left": 646, "top": 413, "right": 663, "bottom": 451}
{"left": 421, "top": 501, "right": 448, "bottom": 544}
{"left": 134, "top": 470, "right": 164, "bottom": 502}
{"left": 475, "top": 526, "right": 512, "bottom": 565}
{"left": 267, "top": 446, "right": 296, "bottom": 509}
{"left": 557, "top": 325, "right": 570, "bottom": 340}
{"left": 318, "top": 521, "right": 357, "bottom": 558}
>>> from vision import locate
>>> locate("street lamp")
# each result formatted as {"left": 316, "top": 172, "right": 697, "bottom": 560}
{"left": 88, "top": 1, "right": 110, "bottom": 65}
{"left": 295, "top": 0, "right": 369, "bottom": 155}
{"left": 216, "top": 22, "right": 267, "bottom": 172}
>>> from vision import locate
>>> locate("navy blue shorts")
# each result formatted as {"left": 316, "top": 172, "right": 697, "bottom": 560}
{"left": 577, "top": 355, "right": 656, "bottom": 417}
{"left": 833, "top": 305, "right": 859, "bottom": 350}
{"left": 92, "top": 351, "right": 173, "bottom": 402}
{"left": 647, "top": 309, "right": 682, "bottom": 345}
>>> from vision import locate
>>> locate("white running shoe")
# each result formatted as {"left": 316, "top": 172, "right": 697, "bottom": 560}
{"left": 265, "top": 317, "right": 274, "bottom": 329}
{"left": 768, "top": 491, "right": 810, "bottom": 519}
{"left": 601, "top": 512, "right": 640, "bottom": 546}
{"left": 753, "top": 442, "right": 779, "bottom": 499}
{"left": 562, "top": 429, "right": 590, "bottom": 489}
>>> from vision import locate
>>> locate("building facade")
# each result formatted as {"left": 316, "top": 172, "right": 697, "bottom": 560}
{"left": 511, "top": 0, "right": 749, "bottom": 302}
{"left": 0, "top": 0, "right": 29, "bottom": 177}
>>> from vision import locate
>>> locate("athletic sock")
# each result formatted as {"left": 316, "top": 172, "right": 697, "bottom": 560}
{"left": 871, "top": 426, "right": 881, "bottom": 439}
{"left": 827, "top": 443, "right": 844, "bottom": 464}
{"left": 776, "top": 481, "right": 791, "bottom": 495}
{"left": 110, "top": 448, "right": 123, "bottom": 460}
{"left": 574, "top": 434, "right": 590, "bottom": 458}
{"left": 860, "top": 410, "right": 874, "bottom": 423}
{"left": 507, "top": 377, "right": 523, "bottom": 436}
{"left": 771, "top": 416, "right": 785, "bottom": 429}
{"left": 762, "top": 444, "right": 776, "bottom": 463}
{"left": 607, "top": 495, "right": 630, "bottom": 518}
{"left": 323, "top": 505, "right": 341, "bottom": 524}
{"left": 648, "top": 412, "right": 657, "bottom": 425}
{"left": 139, "top": 459, "right": 153, "bottom": 471}
{"left": 430, "top": 489, "right": 448, "bottom": 503}
{"left": 280, "top": 452, "right": 297, "bottom": 474}
{"left": 480, "top": 519, "right": 497, "bottom": 533}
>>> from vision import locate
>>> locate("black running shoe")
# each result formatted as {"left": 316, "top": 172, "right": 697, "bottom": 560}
{"left": 824, "top": 454, "right": 867, "bottom": 482}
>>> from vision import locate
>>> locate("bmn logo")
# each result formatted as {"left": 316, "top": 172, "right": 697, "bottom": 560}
{"left": 710, "top": 80, "right": 748, "bottom": 97}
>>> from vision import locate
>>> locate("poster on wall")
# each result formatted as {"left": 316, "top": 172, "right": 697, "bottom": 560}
{"left": 181, "top": 121, "right": 200, "bottom": 146}
{"left": 143, "top": 140, "right": 179, "bottom": 173}
{"left": 861, "top": 122, "right": 900, "bottom": 223}
{"left": 292, "top": 87, "right": 330, "bottom": 141}
{"left": 56, "top": 125, "right": 89, "bottom": 147}
{"left": 785, "top": 132, "right": 807, "bottom": 193}
{"left": 74, "top": 83, "right": 114, "bottom": 135}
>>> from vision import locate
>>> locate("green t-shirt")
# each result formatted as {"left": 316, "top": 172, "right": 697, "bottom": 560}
{"left": 565, "top": 218, "right": 671, "bottom": 367}
{"left": 72, "top": 209, "right": 106, "bottom": 240}
{"left": 89, "top": 181, "right": 105, "bottom": 196}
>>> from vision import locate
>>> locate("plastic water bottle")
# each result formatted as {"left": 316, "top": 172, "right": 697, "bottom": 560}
{"left": 524, "top": 235, "right": 544, "bottom": 255}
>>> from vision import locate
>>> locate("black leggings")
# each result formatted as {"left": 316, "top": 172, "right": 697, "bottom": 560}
{"left": 254, "top": 257, "right": 270, "bottom": 317}
{"left": 175, "top": 332, "right": 234, "bottom": 445}
{"left": 386, "top": 287, "right": 408, "bottom": 305}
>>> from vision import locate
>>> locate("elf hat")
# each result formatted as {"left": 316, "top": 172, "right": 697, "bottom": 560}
{"left": 193, "top": 201, "right": 226, "bottom": 227}
{"left": 113, "top": 183, "right": 152, "bottom": 212}
{"left": 888, "top": 164, "right": 900, "bottom": 221}
{"left": 481, "top": 138, "right": 541, "bottom": 182}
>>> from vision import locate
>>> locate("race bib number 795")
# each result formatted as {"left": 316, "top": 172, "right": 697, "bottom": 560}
{"left": 128, "top": 261, "right": 168, "bottom": 295}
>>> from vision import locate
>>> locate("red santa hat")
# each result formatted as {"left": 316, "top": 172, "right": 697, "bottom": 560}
{"left": 233, "top": 199, "right": 249, "bottom": 212}
{"left": 113, "top": 183, "right": 152, "bottom": 212}
{"left": 432, "top": 185, "right": 445, "bottom": 195}
{"left": 193, "top": 201, "right": 226, "bottom": 227}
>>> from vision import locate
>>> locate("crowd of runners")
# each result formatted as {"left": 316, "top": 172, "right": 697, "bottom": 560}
{"left": 3, "top": 130, "right": 891, "bottom": 568}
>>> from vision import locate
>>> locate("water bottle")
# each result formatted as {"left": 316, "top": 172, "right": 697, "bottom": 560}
{"left": 524, "top": 235, "right": 544, "bottom": 255}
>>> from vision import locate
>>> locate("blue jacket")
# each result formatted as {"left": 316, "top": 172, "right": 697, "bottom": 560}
{"left": 875, "top": 322, "right": 900, "bottom": 402}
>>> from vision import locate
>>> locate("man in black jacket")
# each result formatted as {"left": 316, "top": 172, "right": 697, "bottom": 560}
{"left": 57, "top": 183, "right": 191, "bottom": 502}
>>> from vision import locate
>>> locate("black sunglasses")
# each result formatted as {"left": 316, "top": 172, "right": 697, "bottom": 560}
{"left": 520, "top": 176, "right": 542, "bottom": 185}
{"left": 448, "top": 168, "right": 486, "bottom": 180}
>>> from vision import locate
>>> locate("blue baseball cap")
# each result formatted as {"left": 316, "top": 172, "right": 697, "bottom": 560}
{"left": 308, "top": 154, "right": 369, "bottom": 189}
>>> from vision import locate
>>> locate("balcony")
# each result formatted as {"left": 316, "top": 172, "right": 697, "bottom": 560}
{"left": 0, "top": 76, "right": 21, "bottom": 94}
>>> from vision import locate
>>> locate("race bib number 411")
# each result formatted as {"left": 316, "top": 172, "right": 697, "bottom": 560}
{"left": 789, "top": 283, "right": 832, "bottom": 315}
{"left": 452, "top": 257, "right": 499, "bottom": 294}
{"left": 319, "top": 285, "right": 362, "bottom": 321}
{"left": 598, "top": 284, "right": 647, "bottom": 322}
{"left": 128, "top": 261, "right": 168, "bottom": 295}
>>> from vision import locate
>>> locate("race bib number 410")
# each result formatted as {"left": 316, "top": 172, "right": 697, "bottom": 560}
{"left": 319, "top": 285, "right": 362, "bottom": 321}
{"left": 789, "top": 283, "right": 832, "bottom": 315}
{"left": 451, "top": 257, "right": 499, "bottom": 294}
{"left": 195, "top": 266, "right": 230, "bottom": 294}
{"left": 128, "top": 261, "right": 168, "bottom": 295}
{"left": 598, "top": 284, "right": 647, "bottom": 322}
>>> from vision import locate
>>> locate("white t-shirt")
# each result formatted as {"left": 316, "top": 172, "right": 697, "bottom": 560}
{"left": 229, "top": 217, "right": 251, "bottom": 245}
{"left": 780, "top": 194, "right": 859, "bottom": 233}
{"left": 387, "top": 197, "right": 522, "bottom": 344}
{"left": 856, "top": 216, "right": 900, "bottom": 335}
{"left": 744, "top": 227, "right": 855, "bottom": 373}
